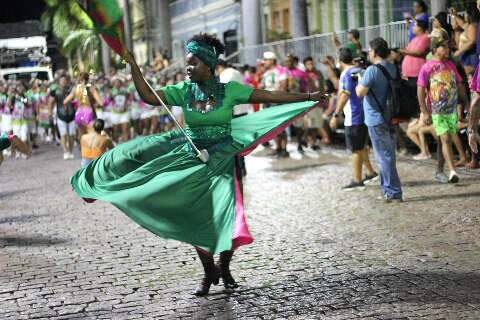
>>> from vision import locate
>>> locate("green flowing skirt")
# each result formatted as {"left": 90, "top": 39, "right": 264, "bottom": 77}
{"left": 71, "top": 101, "right": 319, "bottom": 253}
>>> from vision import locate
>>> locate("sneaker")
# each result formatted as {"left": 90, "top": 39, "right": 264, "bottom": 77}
{"left": 63, "top": 153, "right": 69, "bottom": 160}
{"left": 413, "top": 153, "right": 431, "bottom": 161}
{"left": 279, "top": 150, "right": 290, "bottom": 158}
{"left": 376, "top": 194, "right": 403, "bottom": 203}
{"left": 448, "top": 171, "right": 459, "bottom": 184}
{"left": 342, "top": 181, "right": 366, "bottom": 191}
{"left": 363, "top": 172, "right": 379, "bottom": 184}
{"left": 434, "top": 172, "right": 449, "bottom": 184}
{"left": 385, "top": 196, "right": 404, "bottom": 203}
{"left": 68, "top": 152, "right": 75, "bottom": 160}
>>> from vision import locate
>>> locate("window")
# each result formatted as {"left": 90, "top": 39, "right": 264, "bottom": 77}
{"left": 273, "top": 11, "right": 281, "bottom": 31}
{"left": 282, "top": 8, "right": 290, "bottom": 33}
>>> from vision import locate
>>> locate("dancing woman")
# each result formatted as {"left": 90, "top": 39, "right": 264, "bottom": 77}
{"left": 71, "top": 33, "right": 324, "bottom": 296}
{"left": 64, "top": 72, "right": 104, "bottom": 137}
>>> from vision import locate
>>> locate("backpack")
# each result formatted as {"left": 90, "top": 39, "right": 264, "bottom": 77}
{"left": 55, "top": 88, "right": 76, "bottom": 122}
{"left": 369, "top": 64, "right": 419, "bottom": 124}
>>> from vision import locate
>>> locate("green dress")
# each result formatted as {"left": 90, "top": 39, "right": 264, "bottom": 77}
{"left": 0, "top": 134, "right": 11, "bottom": 151}
{"left": 71, "top": 80, "right": 318, "bottom": 254}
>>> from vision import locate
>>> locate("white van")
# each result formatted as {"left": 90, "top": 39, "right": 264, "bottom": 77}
{"left": 0, "top": 66, "right": 53, "bottom": 82}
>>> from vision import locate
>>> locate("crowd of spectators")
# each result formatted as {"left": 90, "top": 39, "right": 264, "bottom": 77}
{"left": 2, "top": 0, "right": 480, "bottom": 201}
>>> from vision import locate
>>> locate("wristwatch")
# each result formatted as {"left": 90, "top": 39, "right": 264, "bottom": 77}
{"left": 332, "top": 112, "right": 339, "bottom": 118}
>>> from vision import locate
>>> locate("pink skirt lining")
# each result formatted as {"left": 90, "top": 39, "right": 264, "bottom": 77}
{"left": 230, "top": 104, "right": 321, "bottom": 251}
{"left": 231, "top": 170, "right": 254, "bottom": 250}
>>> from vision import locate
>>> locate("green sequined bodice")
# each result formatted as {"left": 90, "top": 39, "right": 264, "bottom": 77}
{"left": 184, "top": 78, "right": 226, "bottom": 114}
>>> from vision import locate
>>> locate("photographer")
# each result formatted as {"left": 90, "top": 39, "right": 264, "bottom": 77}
{"left": 356, "top": 37, "right": 403, "bottom": 203}
{"left": 330, "top": 48, "right": 377, "bottom": 191}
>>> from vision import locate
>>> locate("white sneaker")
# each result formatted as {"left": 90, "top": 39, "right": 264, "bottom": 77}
{"left": 413, "top": 153, "right": 431, "bottom": 161}
{"left": 45, "top": 136, "right": 52, "bottom": 143}
{"left": 68, "top": 152, "right": 75, "bottom": 160}
{"left": 63, "top": 153, "right": 69, "bottom": 160}
{"left": 448, "top": 171, "right": 459, "bottom": 183}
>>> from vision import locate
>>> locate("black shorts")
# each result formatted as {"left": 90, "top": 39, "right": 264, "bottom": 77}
{"left": 345, "top": 124, "right": 368, "bottom": 152}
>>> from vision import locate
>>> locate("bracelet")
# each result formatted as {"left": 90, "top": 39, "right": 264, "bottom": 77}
{"left": 467, "top": 128, "right": 475, "bottom": 134}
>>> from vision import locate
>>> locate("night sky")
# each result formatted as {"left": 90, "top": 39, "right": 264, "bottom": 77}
{"left": 1, "top": 1, "right": 46, "bottom": 23}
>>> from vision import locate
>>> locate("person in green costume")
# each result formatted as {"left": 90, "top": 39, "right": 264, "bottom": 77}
{"left": 71, "top": 33, "right": 324, "bottom": 296}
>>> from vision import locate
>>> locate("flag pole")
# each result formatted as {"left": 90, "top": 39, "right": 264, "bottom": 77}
{"left": 142, "top": 77, "right": 209, "bottom": 163}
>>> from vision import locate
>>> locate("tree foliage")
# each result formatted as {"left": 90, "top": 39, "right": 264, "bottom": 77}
{"left": 42, "top": 0, "right": 100, "bottom": 71}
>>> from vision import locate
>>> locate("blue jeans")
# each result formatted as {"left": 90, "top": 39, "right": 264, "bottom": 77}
{"left": 368, "top": 123, "right": 402, "bottom": 199}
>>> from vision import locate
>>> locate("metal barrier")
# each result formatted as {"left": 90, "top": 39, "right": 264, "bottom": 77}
{"left": 226, "top": 20, "right": 409, "bottom": 66}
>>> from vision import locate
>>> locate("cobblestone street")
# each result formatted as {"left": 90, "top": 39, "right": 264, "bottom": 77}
{"left": 1, "top": 143, "right": 480, "bottom": 320}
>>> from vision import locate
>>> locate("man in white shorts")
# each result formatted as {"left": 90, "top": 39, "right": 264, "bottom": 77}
{"left": 9, "top": 83, "right": 31, "bottom": 159}
{"left": 109, "top": 77, "right": 130, "bottom": 142}
{"left": 49, "top": 75, "right": 76, "bottom": 160}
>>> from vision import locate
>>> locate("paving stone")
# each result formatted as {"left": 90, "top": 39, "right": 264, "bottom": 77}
{"left": 2, "top": 144, "right": 480, "bottom": 319}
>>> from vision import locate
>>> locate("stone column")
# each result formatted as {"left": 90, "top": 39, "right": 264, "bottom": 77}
{"left": 121, "top": 0, "right": 133, "bottom": 51}
{"left": 363, "top": 0, "right": 373, "bottom": 46}
{"left": 290, "top": 0, "right": 309, "bottom": 58}
{"left": 242, "top": 0, "right": 263, "bottom": 65}
{"left": 290, "top": 0, "right": 308, "bottom": 37}
{"left": 347, "top": 0, "right": 356, "bottom": 29}
{"left": 242, "top": 0, "right": 262, "bottom": 47}
{"left": 154, "top": 0, "right": 172, "bottom": 55}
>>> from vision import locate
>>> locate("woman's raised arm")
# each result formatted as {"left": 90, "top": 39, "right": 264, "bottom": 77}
{"left": 123, "top": 51, "right": 166, "bottom": 106}
{"left": 248, "top": 89, "right": 324, "bottom": 104}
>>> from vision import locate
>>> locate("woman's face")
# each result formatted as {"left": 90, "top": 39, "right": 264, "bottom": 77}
{"left": 433, "top": 18, "right": 441, "bottom": 29}
{"left": 185, "top": 53, "right": 211, "bottom": 83}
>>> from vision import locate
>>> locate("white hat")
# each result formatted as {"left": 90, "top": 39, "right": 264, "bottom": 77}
{"left": 263, "top": 51, "right": 276, "bottom": 60}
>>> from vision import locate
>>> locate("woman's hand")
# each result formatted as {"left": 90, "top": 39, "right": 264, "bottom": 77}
{"left": 469, "top": 131, "right": 479, "bottom": 154}
{"left": 422, "top": 112, "right": 432, "bottom": 125}
{"left": 122, "top": 49, "right": 136, "bottom": 65}
{"left": 329, "top": 116, "right": 338, "bottom": 130}
{"left": 310, "top": 91, "right": 327, "bottom": 101}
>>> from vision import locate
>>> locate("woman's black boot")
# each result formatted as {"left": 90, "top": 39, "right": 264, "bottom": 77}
{"left": 193, "top": 247, "right": 220, "bottom": 296}
{"left": 219, "top": 250, "right": 239, "bottom": 289}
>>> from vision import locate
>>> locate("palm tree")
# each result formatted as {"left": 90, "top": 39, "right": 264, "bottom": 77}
{"left": 42, "top": 0, "right": 101, "bottom": 71}
{"left": 63, "top": 29, "right": 101, "bottom": 71}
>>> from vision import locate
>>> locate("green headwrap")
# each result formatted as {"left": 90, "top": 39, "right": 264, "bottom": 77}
{"left": 186, "top": 41, "right": 219, "bottom": 71}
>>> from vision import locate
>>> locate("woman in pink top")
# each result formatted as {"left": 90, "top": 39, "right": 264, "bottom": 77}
{"left": 400, "top": 20, "right": 431, "bottom": 80}
{"left": 400, "top": 20, "right": 431, "bottom": 160}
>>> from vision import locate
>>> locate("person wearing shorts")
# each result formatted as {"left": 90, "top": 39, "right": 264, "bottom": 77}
{"left": 0, "top": 83, "right": 12, "bottom": 136}
{"left": 330, "top": 48, "right": 377, "bottom": 190}
{"left": 9, "top": 84, "right": 31, "bottom": 159}
{"left": 128, "top": 84, "right": 143, "bottom": 137}
{"left": 417, "top": 37, "right": 469, "bottom": 183}
{"left": 49, "top": 75, "right": 76, "bottom": 160}
{"left": 109, "top": 77, "right": 130, "bottom": 142}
